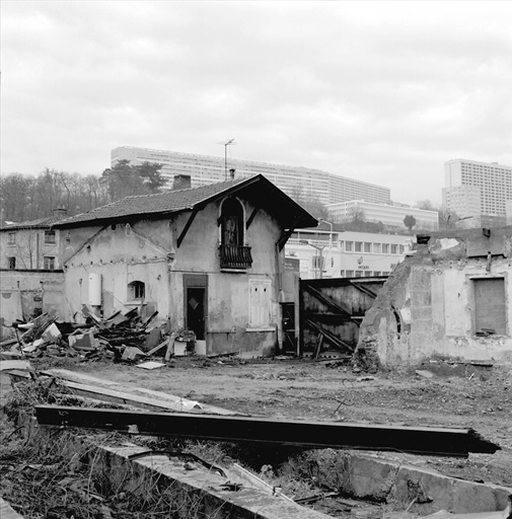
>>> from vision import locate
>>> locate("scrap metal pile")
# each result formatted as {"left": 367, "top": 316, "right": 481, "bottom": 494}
{"left": 0, "top": 306, "right": 196, "bottom": 363}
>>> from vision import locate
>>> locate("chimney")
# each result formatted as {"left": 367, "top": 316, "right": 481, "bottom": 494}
{"left": 52, "top": 208, "right": 68, "bottom": 219}
{"left": 173, "top": 174, "right": 192, "bottom": 190}
{"left": 229, "top": 168, "right": 236, "bottom": 180}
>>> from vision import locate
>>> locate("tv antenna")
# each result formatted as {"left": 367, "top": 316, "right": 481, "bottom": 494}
{"left": 218, "top": 139, "right": 236, "bottom": 179}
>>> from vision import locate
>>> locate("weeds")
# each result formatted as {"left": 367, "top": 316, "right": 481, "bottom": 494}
{"left": 1, "top": 375, "right": 331, "bottom": 518}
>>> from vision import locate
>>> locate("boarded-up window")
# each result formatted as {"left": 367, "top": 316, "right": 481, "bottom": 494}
{"left": 249, "top": 279, "right": 272, "bottom": 328}
{"left": 473, "top": 278, "right": 506, "bottom": 335}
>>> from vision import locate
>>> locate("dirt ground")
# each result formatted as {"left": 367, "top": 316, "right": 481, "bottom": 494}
{"left": 1, "top": 355, "right": 511, "bottom": 490}
{"left": 46, "top": 355, "right": 512, "bottom": 489}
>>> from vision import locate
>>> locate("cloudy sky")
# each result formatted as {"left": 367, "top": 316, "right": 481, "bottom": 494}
{"left": 1, "top": 1, "right": 511, "bottom": 205}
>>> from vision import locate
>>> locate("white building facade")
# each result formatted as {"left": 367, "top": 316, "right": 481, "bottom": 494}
{"left": 326, "top": 200, "right": 439, "bottom": 231}
{"left": 111, "top": 146, "right": 391, "bottom": 206}
{"left": 285, "top": 228, "right": 412, "bottom": 279}
{"left": 443, "top": 159, "right": 512, "bottom": 217}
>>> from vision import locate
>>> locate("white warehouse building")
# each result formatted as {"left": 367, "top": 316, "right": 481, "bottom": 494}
{"left": 326, "top": 200, "right": 439, "bottom": 231}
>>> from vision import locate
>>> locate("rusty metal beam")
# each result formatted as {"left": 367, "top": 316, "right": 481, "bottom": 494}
{"left": 35, "top": 405, "right": 499, "bottom": 458}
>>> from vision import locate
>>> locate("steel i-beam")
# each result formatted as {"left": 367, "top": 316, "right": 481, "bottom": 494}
{"left": 35, "top": 405, "right": 500, "bottom": 458}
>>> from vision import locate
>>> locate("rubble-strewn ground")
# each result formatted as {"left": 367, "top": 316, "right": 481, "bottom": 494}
{"left": 56, "top": 356, "right": 512, "bottom": 488}
{"left": 1, "top": 355, "right": 511, "bottom": 519}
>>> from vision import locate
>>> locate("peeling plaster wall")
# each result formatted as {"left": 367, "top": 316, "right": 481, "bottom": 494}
{"left": 1, "top": 228, "right": 62, "bottom": 270}
{"left": 0, "top": 270, "right": 68, "bottom": 324}
{"left": 358, "top": 231, "right": 512, "bottom": 366}
{"left": 62, "top": 198, "right": 282, "bottom": 355}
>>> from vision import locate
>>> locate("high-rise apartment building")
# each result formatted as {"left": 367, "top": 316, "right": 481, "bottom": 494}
{"left": 111, "top": 146, "right": 391, "bottom": 206}
{"left": 443, "top": 159, "right": 512, "bottom": 218}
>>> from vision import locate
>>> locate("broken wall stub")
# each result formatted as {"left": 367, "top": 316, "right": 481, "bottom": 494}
{"left": 356, "top": 229, "right": 512, "bottom": 367}
{"left": 0, "top": 270, "right": 68, "bottom": 325}
{"left": 299, "top": 277, "right": 387, "bottom": 357}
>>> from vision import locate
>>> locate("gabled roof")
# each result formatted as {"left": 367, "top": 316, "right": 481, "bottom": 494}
{"left": 0, "top": 215, "right": 63, "bottom": 231}
{"left": 54, "top": 175, "right": 318, "bottom": 230}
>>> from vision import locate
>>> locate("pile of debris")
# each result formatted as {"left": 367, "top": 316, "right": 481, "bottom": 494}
{"left": 0, "top": 305, "right": 196, "bottom": 365}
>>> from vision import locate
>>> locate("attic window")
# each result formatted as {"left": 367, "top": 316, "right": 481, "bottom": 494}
{"left": 221, "top": 197, "right": 244, "bottom": 247}
{"left": 219, "top": 197, "right": 253, "bottom": 270}
{"left": 44, "top": 230, "right": 56, "bottom": 244}
{"left": 128, "top": 280, "right": 145, "bottom": 300}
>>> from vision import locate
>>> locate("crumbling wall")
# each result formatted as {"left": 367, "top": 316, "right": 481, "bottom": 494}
{"left": 0, "top": 270, "right": 68, "bottom": 325}
{"left": 356, "top": 232, "right": 512, "bottom": 368}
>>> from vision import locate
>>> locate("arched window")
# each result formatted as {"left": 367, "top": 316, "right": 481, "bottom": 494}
{"left": 128, "top": 280, "right": 145, "bottom": 300}
{"left": 218, "top": 197, "right": 252, "bottom": 270}
{"left": 221, "top": 197, "right": 244, "bottom": 246}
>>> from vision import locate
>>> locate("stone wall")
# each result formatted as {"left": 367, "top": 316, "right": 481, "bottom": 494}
{"left": 356, "top": 229, "right": 512, "bottom": 367}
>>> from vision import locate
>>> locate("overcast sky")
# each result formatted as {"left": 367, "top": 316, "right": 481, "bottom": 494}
{"left": 1, "top": 1, "right": 511, "bottom": 205}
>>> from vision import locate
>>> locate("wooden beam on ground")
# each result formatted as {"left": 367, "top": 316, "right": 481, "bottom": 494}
{"left": 8, "top": 368, "right": 238, "bottom": 416}
{"left": 35, "top": 405, "right": 500, "bottom": 458}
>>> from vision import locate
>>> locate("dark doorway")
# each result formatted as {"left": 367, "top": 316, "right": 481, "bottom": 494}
{"left": 280, "top": 302, "right": 296, "bottom": 354}
{"left": 184, "top": 275, "right": 208, "bottom": 340}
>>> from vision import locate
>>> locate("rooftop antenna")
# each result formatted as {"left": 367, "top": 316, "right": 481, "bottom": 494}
{"left": 218, "top": 139, "right": 236, "bottom": 180}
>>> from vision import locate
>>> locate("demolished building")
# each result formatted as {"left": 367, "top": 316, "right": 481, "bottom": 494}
{"left": 356, "top": 227, "right": 512, "bottom": 366}
{"left": 0, "top": 174, "right": 317, "bottom": 356}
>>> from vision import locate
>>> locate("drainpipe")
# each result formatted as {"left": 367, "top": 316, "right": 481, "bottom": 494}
{"left": 275, "top": 243, "right": 284, "bottom": 354}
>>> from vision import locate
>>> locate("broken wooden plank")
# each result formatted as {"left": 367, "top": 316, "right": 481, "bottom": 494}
{"left": 146, "top": 338, "right": 169, "bottom": 356}
{"left": 0, "top": 360, "right": 31, "bottom": 371}
{"left": 230, "top": 463, "right": 297, "bottom": 505}
{"left": 35, "top": 405, "right": 500, "bottom": 457}
{"left": 34, "top": 368, "right": 239, "bottom": 416}
{"left": 306, "top": 319, "right": 354, "bottom": 353}
{"left": 313, "top": 334, "right": 324, "bottom": 359}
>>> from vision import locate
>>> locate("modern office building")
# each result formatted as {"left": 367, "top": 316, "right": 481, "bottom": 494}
{"left": 111, "top": 146, "right": 391, "bottom": 206}
{"left": 285, "top": 228, "right": 412, "bottom": 279}
{"left": 326, "top": 200, "right": 439, "bottom": 231}
{"left": 443, "top": 159, "right": 512, "bottom": 218}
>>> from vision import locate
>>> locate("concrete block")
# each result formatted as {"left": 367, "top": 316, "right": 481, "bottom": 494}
{"left": 346, "top": 454, "right": 398, "bottom": 501}
{"left": 0, "top": 497, "right": 24, "bottom": 519}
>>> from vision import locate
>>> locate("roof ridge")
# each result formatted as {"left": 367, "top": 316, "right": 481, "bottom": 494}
{"left": 121, "top": 176, "right": 250, "bottom": 201}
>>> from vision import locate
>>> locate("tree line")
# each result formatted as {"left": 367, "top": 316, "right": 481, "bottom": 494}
{"left": 0, "top": 161, "right": 166, "bottom": 225}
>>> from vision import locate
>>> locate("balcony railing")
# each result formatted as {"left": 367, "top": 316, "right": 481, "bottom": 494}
{"left": 219, "top": 244, "right": 253, "bottom": 270}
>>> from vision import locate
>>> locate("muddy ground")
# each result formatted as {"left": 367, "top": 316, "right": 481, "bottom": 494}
{"left": 1, "top": 356, "right": 511, "bottom": 490}
{"left": 32, "top": 355, "right": 512, "bottom": 489}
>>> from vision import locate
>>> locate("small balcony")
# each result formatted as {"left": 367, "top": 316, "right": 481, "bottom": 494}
{"left": 219, "top": 244, "right": 253, "bottom": 270}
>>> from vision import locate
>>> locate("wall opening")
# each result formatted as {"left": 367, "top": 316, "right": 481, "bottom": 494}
{"left": 183, "top": 274, "right": 207, "bottom": 340}
{"left": 43, "top": 256, "right": 55, "bottom": 270}
{"left": 220, "top": 197, "right": 244, "bottom": 246}
{"left": 472, "top": 277, "right": 506, "bottom": 335}
{"left": 44, "top": 230, "right": 56, "bottom": 244}
{"left": 128, "top": 280, "right": 145, "bottom": 300}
